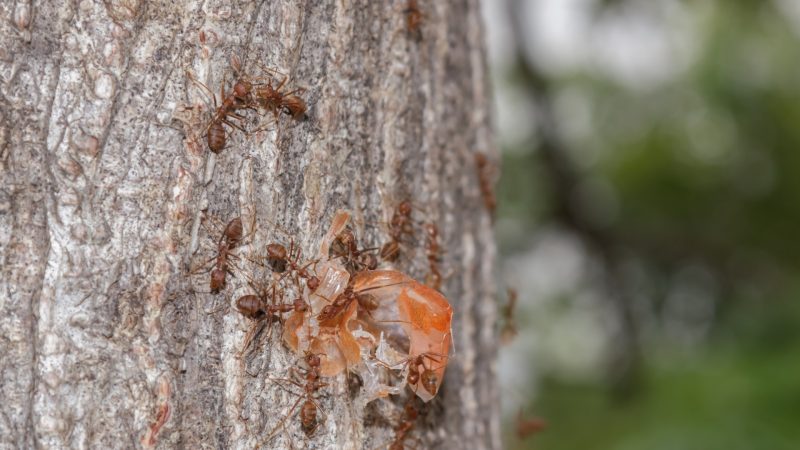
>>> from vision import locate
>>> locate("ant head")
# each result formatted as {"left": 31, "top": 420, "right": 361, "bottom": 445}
{"left": 398, "top": 201, "right": 412, "bottom": 216}
{"left": 306, "top": 353, "right": 321, "bottom": 368}
{"left": 233, "top": 80, "right": 252, "bottom": 99}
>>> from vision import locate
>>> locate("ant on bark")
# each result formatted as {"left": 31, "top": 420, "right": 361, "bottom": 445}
{"left": 189, "top": 216, "right": 244, "bottom": 294}
{"left": 500, "top": 288, "right": 518, "bottom": 344}
{"left": 250, "top": 63, "right": 308, "bottom": 121}
{"left": 389, "top": 397, "right": 421, "bottom": 450}
{"left": 403, "top": 0, "right": 424, "bottom": 39}
{"left": 423, "top": 223, "right": 443, "bottom": 290}
{"left": 262, "top": 352, "right": 328, "bottom": 444}
{"left": 475, "top": 152, "right": 497, "bottom": 217}
{"left": 236, "top": 279, "right": 310, "bottom": 356}
{"left": 187, "top": 70, "right": 254, "bottom": 154}
{"left": 381, "top": 200, "right": 417, "bottom": 262}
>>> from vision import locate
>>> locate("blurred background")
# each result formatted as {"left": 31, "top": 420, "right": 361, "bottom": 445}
{"left": 482, "top": 1, "right": 800, "bottom": 449}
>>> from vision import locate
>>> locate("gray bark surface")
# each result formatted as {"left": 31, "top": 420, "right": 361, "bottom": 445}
{"left": 0, "top": 0, "right": 499, "bottom": 449}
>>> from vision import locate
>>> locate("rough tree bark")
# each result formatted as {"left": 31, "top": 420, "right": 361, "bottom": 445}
{"left": 0, "top": 0, "right": 499, "bottom": 449}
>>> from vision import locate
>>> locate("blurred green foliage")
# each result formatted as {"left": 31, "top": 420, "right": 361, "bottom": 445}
{"left": 497, "top": 1, "right": 800, "bottom": 449}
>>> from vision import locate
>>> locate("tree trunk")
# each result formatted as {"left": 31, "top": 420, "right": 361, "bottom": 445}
{"left": 0, "top": 0, "right": 499, "bottom": 448}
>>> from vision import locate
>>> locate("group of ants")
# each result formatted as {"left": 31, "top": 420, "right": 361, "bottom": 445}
{"left": 192, "top": 200, "right": 444, "bottom": 449}
{"left": 177, "top": 0, "right": 541, "bottom": 447}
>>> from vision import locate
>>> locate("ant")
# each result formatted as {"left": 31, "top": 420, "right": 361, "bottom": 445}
{"left": 189, "top": 217, "right": 243, "bottom": 293}
{"left": 381, "top": 200, "right": 416, "bottom": 262}
{"left": 236, "top": 280, "right": 309, "bottom": 355}
{"left": 263, "top": 241, "right": 321, "bottom": 293}
{"left": 251, "top": 63, "right": 308, "bottom": 121}
{"left": 187, "top": 66, "right": 254, "bottom": 153}
{"left": 500, "top": 288, "right": 518, "bottom": 344}
{"left": 405, "top": 353, "right": 445, "bottom": 397}
{"left": 235, "top": 284, "right": 308, "bottom": 321}
{"left": 403, "top": 0, "right": 424, "bottom": 39}
{"left": 316, "top": 285, "right": 380, "bottom": 324}
{"left": 375, "top": 351, "right": 447, "bottom": 398}
{"left": 263, "top": 352, "right": 327, "bottom": 443}
{"left": 389, "top": 398, "right": 420, "bottom": 450}
{"left": 423, "top": 223, "right": 443, "bottom": 290}
{"left": 329, "top": 228, "right": 379, "bottom": 275}
{"left": 474, "top": 152, "right": 497, "bottom": 217}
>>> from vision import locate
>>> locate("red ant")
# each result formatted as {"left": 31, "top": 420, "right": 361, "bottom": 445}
{"left": 251, "top": 64, "right": 308, "bottom": 121}
{"left": 381, "top": 200, "right": 416, "bottom": 262}
{"left": 475, "top": 152, "right": 497, "bottom": 216}
{"left": 189, "top": 217, "right": 243, "bottom": 293}
{"left": 500, "top": 288, "right": 518, "bottom": 344}
{"left": 187, "top": 67, "right": 254, "bottom": 153}
{"left": 389, "top": 398, "right": 420, "bottom": 450}
{"left": 375, "top": 351, "right": 448, "bottom": 398}
{"left": 235, "top": 284, "right": 308, "bottom": 321}
{"left": 403, "top": 0, "right": 424, "bottom": 39}
{"left": 316, "top": 285, "right": 380, "bottom": 324}
{"left": 263, "top": 241, "right": 320, "bottom": 292}
{"left": 236, "top": 280, "right": 310, "bottom": 355}
{"left": 329, "top": 228, "right": 379, "bottom": 275}
{"left": 423, "top": 223, "right": 443, "bottom": 290}
{"left": 263, "top": 352, "right": 327, "bottom": 443}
